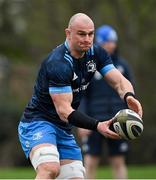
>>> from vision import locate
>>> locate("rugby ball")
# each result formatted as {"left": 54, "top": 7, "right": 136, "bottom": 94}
{"left": 111, "top": 109, "right": 143, "bottom": 140}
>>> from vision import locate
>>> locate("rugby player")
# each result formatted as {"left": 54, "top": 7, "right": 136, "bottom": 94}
{"left": 18, "top": 13, "right": 142, "bottom": 179}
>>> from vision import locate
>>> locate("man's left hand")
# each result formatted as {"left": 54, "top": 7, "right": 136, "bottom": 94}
{"left": 126, "top": 96, "right": 143, "bottom": 118}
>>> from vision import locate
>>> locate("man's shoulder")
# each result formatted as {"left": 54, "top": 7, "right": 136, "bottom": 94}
{"left": 42, "top": 44, "right": 73, "bottom": 77}
{"left": 43, "top": 43, "right": 72, "bottom": 68}
{"left": 46, "top": 43, "right": 66, "bottom": 63}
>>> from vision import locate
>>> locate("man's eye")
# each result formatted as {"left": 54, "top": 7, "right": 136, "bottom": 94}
{"left": 89, "top": 32, "right": 94, "bottom": 36}
{"left": 79, "top": 33, "right": 86, "bottom": 36}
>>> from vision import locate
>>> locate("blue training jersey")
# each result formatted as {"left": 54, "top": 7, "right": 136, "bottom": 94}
{"left": 21, "top": 42, "right": 115, "bottom": 130}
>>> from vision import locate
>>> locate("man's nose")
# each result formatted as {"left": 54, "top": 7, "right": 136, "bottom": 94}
{"left": 84, "top": 34, "right": 90, "bottom": 42}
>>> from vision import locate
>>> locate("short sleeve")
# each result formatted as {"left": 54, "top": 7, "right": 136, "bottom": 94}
{"left": 95, "top": 45, "right": 115, "bottom": 76}
{"left": 46, "top": 60, "right": 73, "bottom": 94}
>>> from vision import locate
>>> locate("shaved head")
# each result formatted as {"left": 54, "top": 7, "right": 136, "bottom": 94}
{"left": 68, "top": 13, "right": 94, "bottom": 29}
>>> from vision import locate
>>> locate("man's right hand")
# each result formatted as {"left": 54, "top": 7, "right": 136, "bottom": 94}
{"left": 97, "top": 119, "right": 121, "bottom": 139}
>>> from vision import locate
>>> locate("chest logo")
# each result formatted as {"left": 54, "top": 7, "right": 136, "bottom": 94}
{"left": 86, "top": 60, "right": 96, "bottom": 72}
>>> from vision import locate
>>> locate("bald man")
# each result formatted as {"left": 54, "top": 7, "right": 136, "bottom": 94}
{"left": 18, "top": 13, "right": 142, "bottom": 179}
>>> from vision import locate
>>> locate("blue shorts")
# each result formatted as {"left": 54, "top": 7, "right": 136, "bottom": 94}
{"left": 18, "top": 119, "right": 82, "bottom": 161}
{"left": 82, "top": 131, "right": 129, "bottom": 156}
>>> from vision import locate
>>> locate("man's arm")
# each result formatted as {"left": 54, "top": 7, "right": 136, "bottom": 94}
{"left": 104, "top": 68, "right": 143, "bottom": 117}
{"left": 50, "top": 92, "right": 74, "bottom": 122}
{"left": 104, "top": 68, "right": 134, "bottom": 99}
{"left": 50, "top": 92, "right": 120, "bottom": 139}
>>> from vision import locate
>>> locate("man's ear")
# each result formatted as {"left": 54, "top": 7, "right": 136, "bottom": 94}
{"left": 65, "top": 28, "right": 71, "bottom": 39}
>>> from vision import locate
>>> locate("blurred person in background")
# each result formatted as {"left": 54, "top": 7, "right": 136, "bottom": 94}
{"left": 78, "top": 25, "right": 134, "bottom": 179}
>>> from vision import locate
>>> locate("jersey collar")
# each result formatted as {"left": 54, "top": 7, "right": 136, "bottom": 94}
{"left": 64, "top": 40, "right": 70, "bottom": 52}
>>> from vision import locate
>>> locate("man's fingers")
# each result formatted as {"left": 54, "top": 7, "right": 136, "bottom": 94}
{"left": 106, "top": 120, "right": 121, "bottom": 139}
{"left": 105, "top": 129, "right": 121, "bottom": 139}
{"left": 97, "top": 121, "right": 121, "bottom": 139}
{"left": 137, "top": 101, "right": 143, "bottom": 118}
{"left": 134, "top": 102, "right": 143, "bottom": 118}
{"left": 108, "top": 131, "right": 121, "bottom": 139}
{"left": 107, "top": 119, "right": 114, "bottom": 126}
{"left": 105, "top": 133, "right": 120, "bottom": 139}
{"left": 127, "top": 96, "right": 143, "bottom": 118}
{"left": 138, "top": 106, "right": 143, "bottom": 118}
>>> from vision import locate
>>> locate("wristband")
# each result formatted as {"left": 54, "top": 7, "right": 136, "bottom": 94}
{"left": 124, "top": 92, "right": 136, "bottom": 104}
{"left": 68, "top": 110, "right": 99, "bottom": 130}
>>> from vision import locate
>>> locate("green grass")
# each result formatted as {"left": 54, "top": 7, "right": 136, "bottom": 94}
{"left": 0, "top": 168, "right": 35, "bottom": 179}
{"left": 97, "top": 165, "right": 156, "bottom": 179}
{"left": 0, "top": 165, "right": 156, "bottom": 179}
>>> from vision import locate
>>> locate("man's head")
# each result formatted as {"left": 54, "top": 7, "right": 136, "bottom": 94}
{"left": 65, "top": 13, "right": 94, "bottom": 57}
{"left": 95, "top": 25, "right": 118, "bottom": 54}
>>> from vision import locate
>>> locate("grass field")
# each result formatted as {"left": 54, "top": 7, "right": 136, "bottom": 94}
{"left": 0, "top": 165, "right": 156, "bottom": 179}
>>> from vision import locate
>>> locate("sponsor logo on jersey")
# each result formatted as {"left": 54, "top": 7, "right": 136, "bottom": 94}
{"left": 73, "top": 82, "right": 90, "bottom": 93}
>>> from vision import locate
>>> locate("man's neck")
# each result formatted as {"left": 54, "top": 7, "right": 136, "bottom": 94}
{"left": 65, "top": 40, "right": 85, "bottom": 59}
{"left": 70, "top": 50, "right": 85, "bottom": 59}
